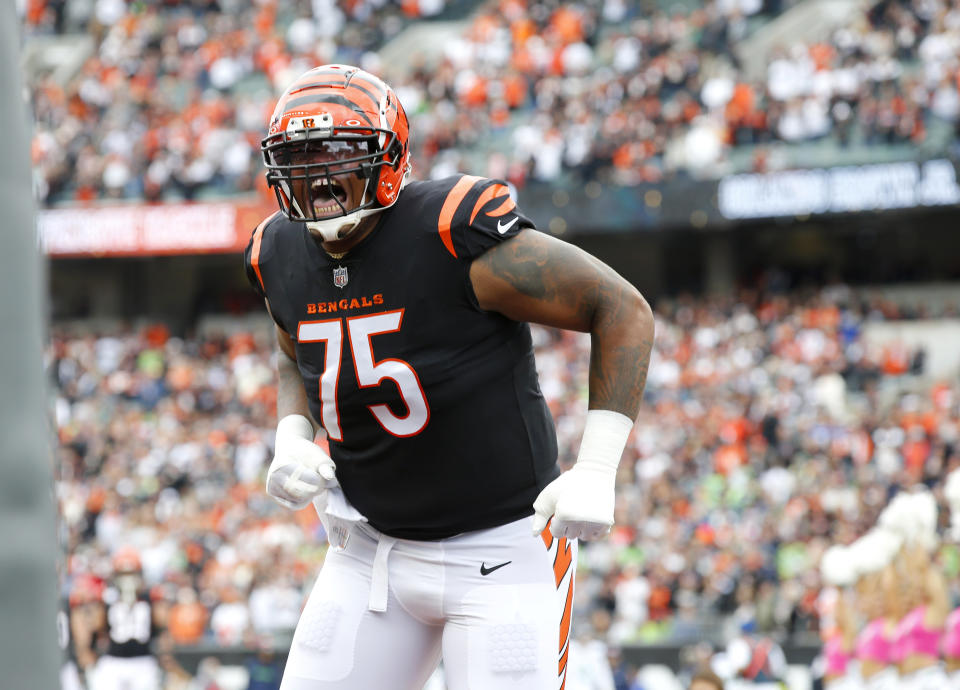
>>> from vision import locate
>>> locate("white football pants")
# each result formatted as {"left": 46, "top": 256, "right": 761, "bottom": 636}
{"left": 89, "top": 655, "right": 160, "bottom": 690}
{"left": 280, "top": 516, "right": 577, "bottom": 690}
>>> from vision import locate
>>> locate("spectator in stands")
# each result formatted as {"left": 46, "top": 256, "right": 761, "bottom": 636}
{"left": 50, "top": 283, "right": 960, "bottom": 685}
{"left": 24, "top": 0, "right": 960, "bottom": 204}
{"left": 689, "top": 666, "right": 725, "bottom": 690}
{"left": 243, "top": 636, "right": 284, "bottom": 690}
{"left": 167, "top": 587, "right": 209, "bottom": 645}
{"left": 247, "top": 573, "right": 301, "bottom": 635}
{"left": 209, "top": 585, "right": 251, "bottom": 647}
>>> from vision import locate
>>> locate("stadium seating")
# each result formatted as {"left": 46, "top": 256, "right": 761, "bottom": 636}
{"left": 53, "top": 284, "right": 960, "bottom": 688}
{"left": 25, "top": 0, "right": 960, "bottom": 204}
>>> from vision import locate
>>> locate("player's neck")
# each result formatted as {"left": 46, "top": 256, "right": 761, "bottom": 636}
{"left": 319, "top": 215, "right": 380, "bottom": 258}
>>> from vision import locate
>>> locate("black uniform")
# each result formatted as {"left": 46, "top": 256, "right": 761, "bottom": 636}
{"left": 103, "top": 593, "right": 154, "bottom": 658}
{"left": 245, "top": 175, "right": 559, "bottom": 539}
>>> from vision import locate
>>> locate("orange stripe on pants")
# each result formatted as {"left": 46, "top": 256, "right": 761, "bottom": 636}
{"left": 542, "top": 519, "right": 574, "bottom": 689}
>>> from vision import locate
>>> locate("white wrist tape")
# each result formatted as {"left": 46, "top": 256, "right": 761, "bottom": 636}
{"left": 277, "top": 414, "right": 315, "bottom": 442}
{"left": 575, "top": 409, "right": 634, "bottom": 472}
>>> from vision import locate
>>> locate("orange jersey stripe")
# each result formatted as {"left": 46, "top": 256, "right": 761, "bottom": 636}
{"left": 486, "top": 195, "right": 516, "bottom": 218}
{"left": 469, "top": 183, "right": 510, "bottom": 225}
{"left": 250, "top": 215, "right": 272, "bottom": 292}
{"left": 437, "top": 175, "right": 483, "bottom": 258}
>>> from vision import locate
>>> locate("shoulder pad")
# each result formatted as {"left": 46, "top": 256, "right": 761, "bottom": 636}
{"left": 424, "top": 176, "right": 534, "bottom": 260}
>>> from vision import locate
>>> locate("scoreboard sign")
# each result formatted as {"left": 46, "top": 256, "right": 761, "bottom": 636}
{"left": 718, "top": 159, "right": 960, "bottom": 220}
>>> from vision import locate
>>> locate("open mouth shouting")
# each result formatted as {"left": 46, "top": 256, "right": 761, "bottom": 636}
{"left": 311, "top": 177, "right": 350, "bottom": 218}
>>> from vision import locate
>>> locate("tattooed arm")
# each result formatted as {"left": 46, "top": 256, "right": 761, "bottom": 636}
{"left": 272, "top": 315, "right": 318, "bottom": 431}
{"left": 470, "top": 229, "right": 654, "bottom": 539}
{"left": 265, "top": 303, "right": 336, "bottom": 509}
{"left": 469, "top": 229, "right": 654, "bottom": 418}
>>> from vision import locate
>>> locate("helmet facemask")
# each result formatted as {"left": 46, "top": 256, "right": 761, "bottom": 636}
{"left": 262, "top": 120, "right": 406, "bottom": 242}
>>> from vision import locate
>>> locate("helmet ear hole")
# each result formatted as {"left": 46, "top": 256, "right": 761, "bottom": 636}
{"left": 393, "top": 141, "right": 403, "bottom": 169}
{"left": 386, "top": 138, "right": 403, "bottom": 170}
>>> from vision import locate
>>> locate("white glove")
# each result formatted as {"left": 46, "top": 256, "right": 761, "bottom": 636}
{"left": 267, "top": 414, "right": 337, "bottom": 510}
{"left": 531, "top": 463, "right": 617, "bottom": 540}
{"left": 532, "top": 410, "right": 633, "bottom": 541}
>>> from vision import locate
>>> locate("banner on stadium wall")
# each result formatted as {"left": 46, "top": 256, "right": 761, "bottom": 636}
{"left": 38, "top": 158, "right": 960, "bottom": 253}
{"left": 39, "top": 201, "right": 276, "bottom": 257}
{"left": 518, "top": 158, "right": 960, "bottom": 235}
{"left": 717, "top": 159, "right": 960, "bottom": 220}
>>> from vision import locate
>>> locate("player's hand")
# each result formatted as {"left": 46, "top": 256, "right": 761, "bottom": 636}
{"left": 267, "top": 414, "right": 337, "bottom": 510}
{"left": 531, "top": 463, "right": 615, "bottom": 541}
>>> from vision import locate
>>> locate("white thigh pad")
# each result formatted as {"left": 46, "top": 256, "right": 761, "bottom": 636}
{"left": 296, "top": 600, "right": 342, "bottom": 653}
{"left": 445, "top": 582, "right": 557, "bottom": 690}
{"left": 488, "top": 623, "right": 540, "bottom": 674}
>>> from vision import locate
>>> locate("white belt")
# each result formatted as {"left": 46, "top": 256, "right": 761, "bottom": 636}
{"left": 368, "top": 534, "right": 397, "bottom": 612}
{"left": 313, "top": 489, "right": 387, "bottom": 610}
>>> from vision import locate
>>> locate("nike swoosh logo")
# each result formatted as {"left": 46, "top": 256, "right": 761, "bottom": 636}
{"left": 480, "top": 560, "right": 512, "bottom": 576}
{"left": 497, "top": 217, "right": 518, "bottom": 234}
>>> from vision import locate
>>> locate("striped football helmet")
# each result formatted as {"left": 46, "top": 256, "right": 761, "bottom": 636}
{"left": 261, "top": 64, "right": 411, "bottom": 241}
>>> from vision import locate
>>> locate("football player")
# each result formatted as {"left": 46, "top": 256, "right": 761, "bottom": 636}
{"left": 88, "top": 548, "right": 164, "bottom": 690}
{"left": 245, "top": 64, "right": 655, "bottom": 690}
{"left": 61, "top": 573, "right": 104, "bottom": 690}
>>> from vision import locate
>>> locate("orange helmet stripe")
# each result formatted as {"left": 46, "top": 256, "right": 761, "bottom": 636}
{"left": 280, "top": 95, "right": 375, "bottom": 126}
{"left": 342, "top": 84, "right": 382, "bottom": 117}
{"left": 291, "top": 80, "right": 380, "bottom": 106}
{"left": 288, "top": 68, "right": 387, "bottom": 113}
{"left": 289, "top": 71, "right": 345, "bottom": 89}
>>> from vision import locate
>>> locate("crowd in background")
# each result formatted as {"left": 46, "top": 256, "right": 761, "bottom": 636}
{"left": 52, "top": 283, "right": 960, "bottom": 687}
{"left": 24, "top": 0, "right": 439, "bottom": 205}
{"left": 23, "top": 0, "right": 960, "bottom": 204}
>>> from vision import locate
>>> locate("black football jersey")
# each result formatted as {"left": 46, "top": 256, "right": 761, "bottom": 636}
{"left": 244, "top": 175, "right": 560, "bottom": 539}
{"left": 103, "top": 593, "right": 155, "bottom": 658}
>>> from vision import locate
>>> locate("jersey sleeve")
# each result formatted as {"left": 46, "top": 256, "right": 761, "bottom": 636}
{"left": 243, "top": 216, "right": 271, "bottom": 299}
{"left": 243, "top": 213, "right": 290, "bottom": 332}
{"left": 434, "top": 176, "right": 535, "bottom": 260}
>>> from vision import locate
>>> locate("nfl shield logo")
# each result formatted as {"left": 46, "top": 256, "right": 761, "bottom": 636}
{"left": 333, "top": 265, "right": 348, "bottom": 289}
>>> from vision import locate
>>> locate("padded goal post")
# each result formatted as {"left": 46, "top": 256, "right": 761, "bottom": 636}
{"left": 0, "top": 5, "right": 59, "bottom": 689}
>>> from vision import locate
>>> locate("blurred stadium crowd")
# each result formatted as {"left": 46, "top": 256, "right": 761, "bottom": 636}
{"left": 24, "top": 0, "right": 960, "bottom": 687}
{"left": 52, "top": 283, "right": 960, "bottom": 685}
{"left": 24, "top": 0, "right": 960, "bottom": 204}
